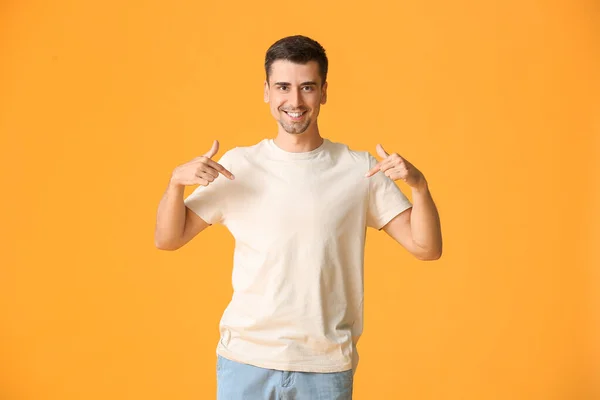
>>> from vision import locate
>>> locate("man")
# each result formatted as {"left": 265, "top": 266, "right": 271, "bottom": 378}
{"left": 155, "top": 35, "right": 442, "bottom": 400}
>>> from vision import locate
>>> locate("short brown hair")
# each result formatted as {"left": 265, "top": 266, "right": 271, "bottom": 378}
{"left": 264, "top": 35, "right": 328, "bottom": 86}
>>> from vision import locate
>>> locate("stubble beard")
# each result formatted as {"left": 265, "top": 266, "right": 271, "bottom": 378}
{"left": 279, "top": 116, "right": 312, "bottom": 134}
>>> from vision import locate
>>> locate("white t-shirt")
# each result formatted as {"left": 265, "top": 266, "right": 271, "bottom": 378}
{"left": 184, "top": 138, "right": 412, "bottom": 374}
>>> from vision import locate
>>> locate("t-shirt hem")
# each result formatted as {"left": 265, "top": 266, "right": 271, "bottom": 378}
{"left": 216, "top": 348, "right": 353, "bottom": 373}
{"left": 183, "top": 203, "right": 217, "bottom": 226}
{"left": 376, "top": 203, "right": 413, "bottom": 231}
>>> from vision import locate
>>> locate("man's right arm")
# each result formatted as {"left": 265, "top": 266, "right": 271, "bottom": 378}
{"left": 154, "top": 180, "right": 211, "bottom": 251}
{"left": 155, "top": 140, "right": 234, "bottom": 251}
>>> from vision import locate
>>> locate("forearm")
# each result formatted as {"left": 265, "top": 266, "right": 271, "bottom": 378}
{"left": 410, "top": 180, "right": 442, "bottom": 258}
{"left": 154, "top": 179, "right": 187, "bottom": 248}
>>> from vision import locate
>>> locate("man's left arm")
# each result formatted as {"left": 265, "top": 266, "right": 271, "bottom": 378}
{"left": 365, "top": 144, "right": 443, "bottom": 261}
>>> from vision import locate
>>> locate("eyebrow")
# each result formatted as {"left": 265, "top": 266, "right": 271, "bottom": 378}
{"left": 274, "top": 81, "right": 318, "bottom": 86}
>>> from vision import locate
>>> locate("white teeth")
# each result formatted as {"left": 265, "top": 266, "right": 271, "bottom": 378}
{"left": 287, "top": 112, "right": 303, "bottom": 118}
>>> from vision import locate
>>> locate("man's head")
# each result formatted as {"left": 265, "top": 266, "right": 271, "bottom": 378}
{"left": 263, "top": 35, "right": 329, "bottom": 135}
{"left": 265, "top": 35, "right": 328, "bottom": 85}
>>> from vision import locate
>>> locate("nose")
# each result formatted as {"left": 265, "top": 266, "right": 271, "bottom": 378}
{"left": 288, "top": 87, "right": 303, "bottom": 108}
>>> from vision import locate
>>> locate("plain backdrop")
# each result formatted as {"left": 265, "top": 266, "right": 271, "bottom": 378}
{"left": 1, "top": 1, "right": 598, "bottom": 399}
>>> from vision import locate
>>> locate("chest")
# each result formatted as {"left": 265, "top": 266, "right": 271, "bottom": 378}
{"left": 225, "top": 162, "right": 369, "bottom": 242}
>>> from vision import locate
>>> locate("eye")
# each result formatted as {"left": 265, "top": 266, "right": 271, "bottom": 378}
{"left": 302, "top": 86, "right": 314, "bottom": 92}
{"left": 278, "top": 86, "right": 289, "bottom": 91}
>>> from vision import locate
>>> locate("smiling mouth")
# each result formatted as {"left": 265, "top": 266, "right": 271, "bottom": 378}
{"left": 283, "top": 110, "right": 307, "bottom": 119}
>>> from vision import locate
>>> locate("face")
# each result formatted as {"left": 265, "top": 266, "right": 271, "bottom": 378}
{"left": 264, "top": 60, "right": 328, "bottom": 135}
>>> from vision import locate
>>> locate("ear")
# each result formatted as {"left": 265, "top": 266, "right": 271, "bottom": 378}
{"left": 320, "top": 81, "right": 328, "bottom": 105}
{"left": 263, "top": 80, "right": 269, "bottom": 103}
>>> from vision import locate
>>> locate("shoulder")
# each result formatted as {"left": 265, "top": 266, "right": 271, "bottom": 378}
{"left": 216, "top": 140, "right": 263, "bottom": 166}
{"left": 224, "top": 139, "right": 269, "bottom": 159}
{"left": 326, "top": 139, "right": 373, "bottom": 166}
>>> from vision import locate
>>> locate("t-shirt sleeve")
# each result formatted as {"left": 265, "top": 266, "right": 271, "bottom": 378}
{"left": 366, "top": 153, "right": 413, "bottom": 230}
{"left": 183, "top": 148, "right": 237, "bottom": 226}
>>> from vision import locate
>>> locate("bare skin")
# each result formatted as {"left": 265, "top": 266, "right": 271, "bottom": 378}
{"left": 263, "top": 60, "right": 328, "bottom": 153}
{"left": 171, "top": 140, "right": 235, "bottom": 186}
{"left": 154, "top": 140, "right": 234, "bottom": 250}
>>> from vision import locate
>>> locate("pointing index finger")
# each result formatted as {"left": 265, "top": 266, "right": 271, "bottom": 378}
{"left": 205, "top": 158, "right": 235, "bottom": 180}
{"left": 364, "top": 163, "right": 380, "bottom": 178}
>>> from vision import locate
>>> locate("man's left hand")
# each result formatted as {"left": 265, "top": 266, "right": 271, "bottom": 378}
{"left": 364, "top": 144, "right": 426, "bottom": 190}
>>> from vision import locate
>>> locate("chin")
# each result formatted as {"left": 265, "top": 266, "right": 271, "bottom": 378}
{"left": 282, "top": 125, "right": 310, "bottom": 135}
{"left": 278, "top": 120, "right": 310, "bottom": 135}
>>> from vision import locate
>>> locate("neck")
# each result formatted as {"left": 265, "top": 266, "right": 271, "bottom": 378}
{"left": 274, "top": 125, "right": 324, "bottom": 153}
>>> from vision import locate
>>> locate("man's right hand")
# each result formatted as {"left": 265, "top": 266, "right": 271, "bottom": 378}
{"left": 170, "top": 140, "right": 235, "bottom": 187}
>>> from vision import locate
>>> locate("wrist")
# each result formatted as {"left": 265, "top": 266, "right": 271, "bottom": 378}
{"left": 412, "top": 177, "right": 429, "bottom": 194}
{"left": 168, "top": 176, "right": 185, "bottom": 190}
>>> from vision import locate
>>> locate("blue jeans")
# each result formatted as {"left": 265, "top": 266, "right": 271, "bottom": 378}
{"left": 216, "top": 354, "right": 354, "bottom": 400}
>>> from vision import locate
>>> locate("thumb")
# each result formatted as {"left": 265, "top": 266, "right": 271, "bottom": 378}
{"left": 376, "top": 143, "right": 389, "bottom": 159}
{"left": 203, "top": 140, "right": 219, "bottom": 158}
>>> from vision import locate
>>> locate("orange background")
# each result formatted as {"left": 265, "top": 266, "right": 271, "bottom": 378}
{"left": 1, "top": 1, "right": 598, "bottom": 399}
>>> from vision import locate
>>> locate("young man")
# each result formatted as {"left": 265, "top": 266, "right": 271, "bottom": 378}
{"left": 155, "top": 35, "right": 442, "bottom": 400}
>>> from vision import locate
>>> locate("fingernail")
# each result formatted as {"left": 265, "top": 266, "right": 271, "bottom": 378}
{"left": 231, "top": 175, "right": 235, "bottom": 180}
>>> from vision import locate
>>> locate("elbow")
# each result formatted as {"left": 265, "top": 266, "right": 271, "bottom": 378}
{"left": 416, "top": 248, "right": 442, "bottom": 261}
{"left": 154, "top": 237, "right": 180, "bottom": 251}
{"left": 155, "top": 243, "right": 179, "bottom": 251}
{"left": 421, "top": 252, "right": 442, "bottom": 261}
{"left": 409, "top": 239, "right": 443, "bottom": 261}
{"left": 156, "top": 243, "right": 177, "bottom": 251}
